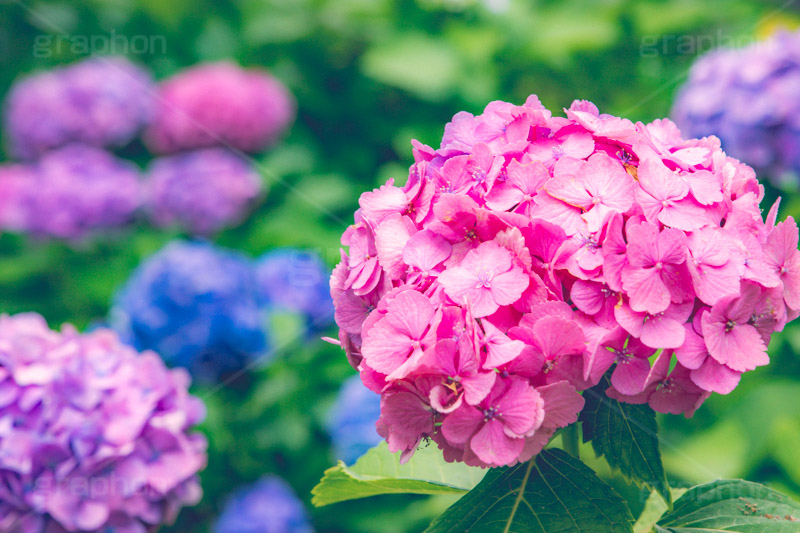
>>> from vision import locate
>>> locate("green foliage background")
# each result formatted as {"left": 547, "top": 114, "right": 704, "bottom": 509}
{"left": 1, "top": 0, "right": 800, "bottom": 531}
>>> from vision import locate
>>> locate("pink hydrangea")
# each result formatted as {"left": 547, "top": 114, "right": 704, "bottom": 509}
{"left": 330, "top": 95, "right": 800, "bottom": 468}
{"left": 144, "top": 62, "right": 295, "bottom": 154}
{"left": 0, "top": 313, "right": 207, "bottom": 532}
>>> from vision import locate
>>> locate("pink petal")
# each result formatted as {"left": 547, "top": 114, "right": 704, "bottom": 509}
{"left": 689, "top": 358, "right": 741, "bottom": 394}
{"left": 532, "top": 316, "right": 585, "bottom": 358}
{"left": 490, "top": 267, "right": 530, "bottom": 307}
{"left": 441, "top": 405, "right": 483, "bottom": 445}
{"left": 403, "top": 229, "right": 452, "bottom": 273}
{"left": 462, "top": 371, "right": 497, "bottom": 406}
{"left": 537, "top": 381, "right": 584, "bottom": 429}
{"left": 682, "top": 169, "right": 723, "bottom": 205}
{"left": 640, "top": 313, "right": 686, "bottom": 349}
{"left": 469, "top": 419, "right": 524, "bottom": 467}
{"left": 674, "top": 325, "right": 708, "bottom": 370}
{"left": 610, "top": 358, "right": 651, "bottom": 395}
{"left": 622, "top": 266, "right": 670, "bottom": 314}
{"left": 375, "top": 215, "right": 415, "bottom": 279}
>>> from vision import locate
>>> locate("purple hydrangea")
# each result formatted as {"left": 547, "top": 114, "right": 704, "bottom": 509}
{"left": 144, "top": 62, "right": 295, "bottom": 154}
{"left": 4, "top": 56, "right": 153, "bottom": 160}
{"left": 213, "top": 476, "right": 314, "bottom": 533}
{"left": 0, "top": 164, "right": 33, "bottom": 232}
{"left": 326, "top": 375, "right": 382, "bottom": 465}
{"left": 672, "top": 31, "right": 800, "bottom": 184}
{"left": 7, "top": 144, "right": 142, "bottom": 240}
{"left": 110, "top": 241, "right": 271, "bottom": 384}
{"left": 0, "top": 313, "right": 207, "bottom": 533}
{"left": 145, "top": 148, "right": 263, "bottom": 235}
{"left": 255, "top": 249, "right": 334, "bottom": 331}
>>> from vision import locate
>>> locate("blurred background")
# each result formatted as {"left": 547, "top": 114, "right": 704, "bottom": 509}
{"left": 1, "top": 0, "right": 800, "bottom": 531}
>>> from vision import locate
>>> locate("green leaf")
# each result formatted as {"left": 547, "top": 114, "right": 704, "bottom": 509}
{"left": 655, "top": 479, "right": 800, "bottom": 532}
{"left": 635, "top": 488, "right": 688, "bottom": 533}
{"left": 580, "top": 373, "right": 671, "bottom": 508}
{"left": 424, "top": 449, "right": 634, "bottom": 533}
{"left": 311, "top": 442, "right": 484, "bottom": 506}
{"left": 361, "top": 34, "right": 461, "bottom": 101}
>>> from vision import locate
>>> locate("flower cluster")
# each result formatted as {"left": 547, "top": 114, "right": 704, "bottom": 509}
{"left": 146, "top": 148, "right": 263, "bottom": 235}
{"left": 213, "top": 476, "right": 315, "bottom": 533}
{"left": 327, "top": 375, "right": 382, "bottom": 465}
{"left": 0, "top": 313, "right": 206, "bottom": 532}
{"left": 4, "top": 57, "right": 153, "bottom": 159}
{"left": 331, "top": 95, "right": 800, "bottom": 468}
{"left": 0, "top": 145, "right": 142, "bottom": 239}
{"left": 256, "top": 249, "right": 335, "bottom": 332}
{"left": 110, "top": 241, "right": 270, "bottom": 384}
{"left": 672, "top": 31, "right": 800, "bottom": 184}
{"left": 144, "top": 62, "right": 295, "bottom": 154}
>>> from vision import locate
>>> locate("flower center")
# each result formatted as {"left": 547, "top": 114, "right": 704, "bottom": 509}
{"left": 483, "top": 406, "right": 501, "bottom": 421}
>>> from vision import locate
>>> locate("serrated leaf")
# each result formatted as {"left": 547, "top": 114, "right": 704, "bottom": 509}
{"left": 424, "top": 449, "right": 634, "bottom": 533}
{"left": 311, "top": 441, "right": 484, "bottom": 506}
{"left": 580, "top": 373, "right": 671, "bottom": 508}
{"left": 655, "top": 479, "right": 800, "bottom": 532}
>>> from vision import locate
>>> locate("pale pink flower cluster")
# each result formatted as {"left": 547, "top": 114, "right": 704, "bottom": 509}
{"left": 331, "top": 96, "right": 800, "bottom": 468}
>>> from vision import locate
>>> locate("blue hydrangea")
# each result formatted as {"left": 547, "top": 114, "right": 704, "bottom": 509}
{"left": 110, "top": 240, "right": 270, "bottom": 383}
{"left": 327, "top": 375, "right": 382, "bottom": 465}
{"left": 214, "top": 476, "right": 315, "bottom": 533}
{"left": 255, "top": 248, "right": 334, "bottom": 331}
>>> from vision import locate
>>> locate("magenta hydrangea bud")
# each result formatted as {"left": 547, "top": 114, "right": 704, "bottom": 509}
{"left": 8, "top": 144, "right": 142, "bottom": 240}
{"left": 3, "top": 57, "right": 154, "bottom": 160}
{"left": 0, "top": 313, "right": 207, "bottom": 532}
{"left": 145, "top": 148, "right": 263, "bottom": 235}
{"left": 144, "top": 62, "right": 295, "bottom": 154}
{"left": 330, "top": 95, "right": 800, "bottom": 469}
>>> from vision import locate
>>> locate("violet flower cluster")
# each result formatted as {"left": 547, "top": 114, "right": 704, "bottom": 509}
{"left": 213, "top": 476, "right": 315, "bottom": 533}
{"left": 256, "top": 249, "right": 335, "bottom": 332}
{"left": 0, "top": 313, "right": 207, "bottom": 532}
{"left": 672, "top": 31, "right": 800, "bottom": 184}
{"left": 110, "top": 241, "right": 271, "bottom": 384}
{"left": 144, "top": 62, "right": 295, "bottom": 154}
{"left": 326, "top": 375, "right": 382, "bottom": 465}
{"left": 4, "top": 57, "right": 153, "bottom": 159}
{"left": 331, "top": 96, "right": 800, "bottom": 468}
{"left": 0, "top": 145, "right": 141, "bottom": 240}
{"left": 145, "top": 148, "right": 263, "bottom": 235}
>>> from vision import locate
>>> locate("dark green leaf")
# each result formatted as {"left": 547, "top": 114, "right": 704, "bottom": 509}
{"left": 311, "top": 442, "right": 484, "bottom": 507}
{"left": 655, "top": 479, "right": 800, "bottom": 532}
{"left": 425, "top": 448, "right": 634, "bottom": 533}
{"left": 580, "top": 373, "right": 671, "bottom": 508}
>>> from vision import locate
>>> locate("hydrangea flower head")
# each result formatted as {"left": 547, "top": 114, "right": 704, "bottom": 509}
{"left": 327, "top": 375, "right": 382, "bottom": 464}
{"left": 0, "top": 163, "right": 34, "bottom": 232}
{"left": 331, "top": 95, "right": 800, "bottom": 468}
{"left": 214, "top": 475, "right": 314, "bottom": 533}
{"left": 145, "top": 62, "right": 295, "bottom": 154}
{"left": 256, "top": 248, "right": 335, "bottom": 331}
{"left": 146, "top": 148, "right": 263, "bottom": 235}
{"left": 0, "top": 313, "right": 207, "bottom": 532}
{"left": 672, "top": 31, "right": 800, "bottom": 184}
{"left": 6, "top": 144, "right": 141, "bottom": 240}
{"left": 110, "top": 241, "right": 270, "bottom": 384}
{"left": 4, "top": 56, "right": 153, "bottom": 159}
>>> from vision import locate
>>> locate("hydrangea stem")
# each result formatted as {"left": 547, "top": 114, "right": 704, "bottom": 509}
{"left": 562, "top": 423, "right": 580, "bottom": 460}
